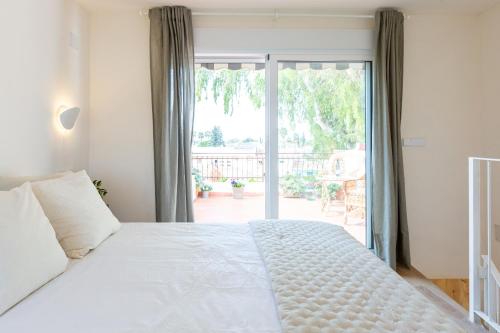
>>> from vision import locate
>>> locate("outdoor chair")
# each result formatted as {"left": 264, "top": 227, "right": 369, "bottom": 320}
{"left": 321, "top": 150, "right": 366, "bottom": 225}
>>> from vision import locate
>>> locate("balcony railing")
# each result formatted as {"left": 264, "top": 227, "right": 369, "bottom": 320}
{"left": 192, "top": 152, "right": 332, "bottom": 181}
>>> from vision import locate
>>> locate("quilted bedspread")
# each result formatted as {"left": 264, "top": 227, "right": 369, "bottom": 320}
{"left": 250, "top": 220, "right": 463, "bottom": 333}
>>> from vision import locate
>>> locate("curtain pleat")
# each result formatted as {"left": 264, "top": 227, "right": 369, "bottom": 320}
{"left": 149, "top": 6, "right": 195, "bottom": 222}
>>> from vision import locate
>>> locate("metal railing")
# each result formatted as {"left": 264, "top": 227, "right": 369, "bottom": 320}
{"left": 192, "top": 153, "right": 265, "bottom": 181}
{"left": 192, "top": 152, "right": 331, "bottom": 181}
{"left": 469, "top": 157, "right": 500, "bottom": 332}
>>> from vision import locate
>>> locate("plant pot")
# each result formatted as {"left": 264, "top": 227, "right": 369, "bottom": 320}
{"left": 283, "top": 191, "right": 302, "bottom": 198}
{"left": 335, "top": 190, "right": 345, "bottom": 201}
{"left": 232, "top": 187, "right": 244, "bottom": 199}
{"left": 201, "top": 191, "right": 210, "bottom": 199}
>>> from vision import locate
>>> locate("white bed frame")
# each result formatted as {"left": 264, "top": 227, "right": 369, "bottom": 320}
{"left": 469, "top": 157, "right": 500, "bottom": 331}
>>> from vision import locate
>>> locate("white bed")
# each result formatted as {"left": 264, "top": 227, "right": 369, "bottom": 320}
{"left": 0, "top": 223, "right": 281, "bottom": 333}
{"left": 0, "top": 221, "right": 463, "bottom": 333}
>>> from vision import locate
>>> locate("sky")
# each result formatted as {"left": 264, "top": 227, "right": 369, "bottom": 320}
{"left": 193, "top": 90, "right": 265, "bottom": 142}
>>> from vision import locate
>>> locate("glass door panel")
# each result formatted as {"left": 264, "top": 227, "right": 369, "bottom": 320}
{"left": 192, "top": 61, "right": 266, "bottom": 223}
{"left": 276, "top": 61, "right": 367, "bottom": 244}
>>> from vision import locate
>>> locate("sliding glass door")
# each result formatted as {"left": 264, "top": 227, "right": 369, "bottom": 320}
{"left": 193, "top": 55, "right": 371, "bottom": 245}
{"left": 192, "top": 60, "right": 266, "bottom": 222}
{"left": 271, "top": 60, "right": 369, "bottom": 244}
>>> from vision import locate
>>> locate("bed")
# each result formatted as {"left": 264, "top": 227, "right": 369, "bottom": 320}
{"left": 0, "top": 220, "right": 462, "bottom": 333}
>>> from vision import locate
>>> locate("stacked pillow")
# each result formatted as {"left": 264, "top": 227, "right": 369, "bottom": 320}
{"left": 0, "top": 183, "right": 67, "bottom": 315}
{"left": 32, "top": 170, "right": 121, "bottom": 259}
{"left": 0, "top": 170, "right": 120, "bottom": 315}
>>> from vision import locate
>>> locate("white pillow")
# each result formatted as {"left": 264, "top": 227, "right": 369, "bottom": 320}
{"left": 0, "top": 183, "right": 68, "bottom": 315}
{"left": 31, "top": 170, "right": 121, "bottom": 259}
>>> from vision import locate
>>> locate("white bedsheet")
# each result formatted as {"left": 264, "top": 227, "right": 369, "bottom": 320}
{"left": 0, "top": 223, "right": 281, "bottom": 333}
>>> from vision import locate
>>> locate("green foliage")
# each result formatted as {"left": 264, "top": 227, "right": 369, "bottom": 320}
{"left": 195, "top": 65, "right": 365, "bottom": 153}
{"left": 196, "top": 67, "right": 264, "bottom": 115}
{"left": 280, "top": 174, "right": 327, "bottom": 199}
{"left": 193, "top": 127, "right": 225, "bottom": 147}
{"left": 192, "top": 168, "right": 203, "bottom": 188}
{"left": 92, "top": 180, "right": 108, "bottom": 199}
{"left": 200, "top": 183, "right": 213, "bottom": 192}
{"left": 210, "top": 126, "right": 225, "bottom": 147}
{"left": 326, "top": 183, "right": 342, "bottom": 200}
{"left": 278, "top": 68, "right": 365, "bottom": 152}
{"left": 193, "top": 126, "right": 225, "bottom": 147}
{"left": 231, "top": 179, "right": 245, "bottom": 188}
{"left": 280, "top": 174, "right": 306, "bottom": 198}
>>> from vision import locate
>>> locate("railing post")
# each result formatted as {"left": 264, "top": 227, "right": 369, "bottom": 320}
{"left": 488, "top": 161, "right": 493, "bottom": 319}
{"left": 469, "top": 157, "right": 481, "bottom": 323}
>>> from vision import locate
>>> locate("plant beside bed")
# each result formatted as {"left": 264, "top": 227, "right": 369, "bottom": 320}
{"left": 92, "top": 180, "right": 108, "bottom": 199}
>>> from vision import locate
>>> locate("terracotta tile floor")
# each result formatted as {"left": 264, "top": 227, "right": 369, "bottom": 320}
{"left": 194, "top": 194, "right": 366, "bottom": 245}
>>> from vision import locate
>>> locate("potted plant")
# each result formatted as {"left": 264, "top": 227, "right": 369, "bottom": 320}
{"left": 192, "top": 168, "right": 202, "bottom": 196}
{"left": 280, "top": 174, "right": 305, "bottom": 198}
{"left": 200, "top": 183, "right": 213, "bottom": 199}
{"left": 92, "top": 180, "right": 108, "bottom": 199}
{"left": 231, "top": 179, "right": 245, "bottom": 199}
{"left": 326, "top": 183, "right": 342, "bottom": 200}
{"left": 93, "top": 180, "right": 109, "bottom": 207}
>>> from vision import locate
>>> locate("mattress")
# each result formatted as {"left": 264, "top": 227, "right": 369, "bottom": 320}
{"left": 0, "top": 223, "right": 281, "bottom": 333}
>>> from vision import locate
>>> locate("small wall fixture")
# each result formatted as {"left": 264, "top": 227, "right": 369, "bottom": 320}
{"left": 59, "top": 106, "right": 80, "bottom": 130}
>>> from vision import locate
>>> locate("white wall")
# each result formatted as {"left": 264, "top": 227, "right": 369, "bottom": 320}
{"left": 479, "top": 5, "right": 500, "bottom": 158}
{"left": 194, "top": 28, "right": 373, "bottom": 55}
{"left": 0, "top": 0, "right": 89, "bottom": 176}
{"left": 89, "top": 10, "right": 155, "bottom": 222}
{"left": 478, "top": 4, "right": 500, "bottom": 268}
{"left": 402, "top": 15, "right": 482, "bottom": 278}
{"left": 402, "top": 8, "right": 500, "bottom": 278}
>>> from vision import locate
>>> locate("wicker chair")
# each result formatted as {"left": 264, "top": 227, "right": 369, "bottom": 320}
{"left": 344, "top": 176, "right": 366, "bottom": 225}
{"left": 320, "top": 150, "right": 366, "bottom": 225}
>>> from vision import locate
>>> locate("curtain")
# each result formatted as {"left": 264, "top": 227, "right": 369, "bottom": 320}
{"left": 149, "top": 6, "right": 195, "bottom": 222}
{"left": 372, "top": 9, "right": 410, "bottom": 269}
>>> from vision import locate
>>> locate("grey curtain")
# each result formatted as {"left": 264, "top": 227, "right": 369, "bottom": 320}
{"left": 372, "top": 9, "right": 410, "bottom": 269}
{"left": 149, "top": 6, "right": 195, "bottom": 222}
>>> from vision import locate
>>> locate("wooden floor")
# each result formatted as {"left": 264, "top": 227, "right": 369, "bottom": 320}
{"left": 432, "top": 278, "right": 470, "bottom": 310}
{"left": 398, "top": 267, "right": 486, "bottom": 333}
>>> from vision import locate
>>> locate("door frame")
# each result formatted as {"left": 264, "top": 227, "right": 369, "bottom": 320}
{"left": 265, "top": 54, "right": 373, "bottom": 247}
{"left": 193, "top": 54, "right": 373, "bottom": 247}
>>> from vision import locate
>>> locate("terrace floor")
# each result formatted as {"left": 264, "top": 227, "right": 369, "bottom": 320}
{"left": 194, "top": 193, "right": 366, "bottom": 245}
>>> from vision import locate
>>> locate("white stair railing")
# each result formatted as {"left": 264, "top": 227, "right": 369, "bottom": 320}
{"left": 469, "top": 157, "right": 500, "bottom": 331}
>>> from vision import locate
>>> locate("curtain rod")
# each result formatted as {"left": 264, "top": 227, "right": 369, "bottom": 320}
{"left": 138, "top": 9, "right": 406, "bottom": 19}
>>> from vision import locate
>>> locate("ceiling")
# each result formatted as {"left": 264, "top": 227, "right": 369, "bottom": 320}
{"left": 77, "top": 0, "right": 500, "bottom": 14}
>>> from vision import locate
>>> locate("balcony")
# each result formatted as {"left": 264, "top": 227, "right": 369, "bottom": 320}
{"left": 192, "top": 151, "right": 366, "bottom": 244}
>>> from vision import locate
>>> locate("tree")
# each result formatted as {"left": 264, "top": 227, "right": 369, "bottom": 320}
{"left": 196, "top": 68, "right": 264, "bottom": 116}
{"left": 210, "top": 126, "right": 224, "bottom": 147}
{"left": 195, "top": 65, "right": 365, "bottom": 153}
{"left": 242, "top": 137, "right": 255, "bottom": 143}
{"left": 278, "top": 67, "right": 365, "bottom": 152}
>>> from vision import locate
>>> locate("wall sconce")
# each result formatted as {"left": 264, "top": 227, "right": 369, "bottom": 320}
{"left": 59, "top": 106, "right": 80, "bottom": 130}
